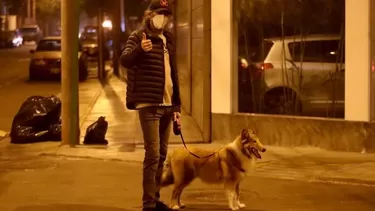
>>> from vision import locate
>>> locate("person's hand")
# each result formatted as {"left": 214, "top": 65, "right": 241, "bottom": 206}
{"left": 173, "top": 112, "right": 181, "bottom": 121}
{"left": 141, "top": 32, "right": 152, "bottom": 52}
{"left": 173, "top": 112, "right": 181, "bottom": 133}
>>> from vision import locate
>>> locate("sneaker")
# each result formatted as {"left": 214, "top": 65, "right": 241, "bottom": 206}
{"left": 156, "top": 200, "right": 173, "bottom": 211}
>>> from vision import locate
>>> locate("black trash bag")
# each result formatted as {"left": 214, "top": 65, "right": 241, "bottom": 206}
{"left": 83, "top": 116, "right": 108, "bottom": 145}
{"left": 10, "top": 95, "right": 62, "bottom": 144}
{"left": 11, "top": 126, "right": 50, "bottom": 143}
{"left": 48, "top": 124, "right": 62, "bottom": 141}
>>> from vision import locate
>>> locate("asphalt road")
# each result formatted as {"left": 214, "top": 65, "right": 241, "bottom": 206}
{"left": 0, "top": 45, "right": 61, "bottom": 132}
{"left": 0, "top": 155, "right": 374, "bottom": 211}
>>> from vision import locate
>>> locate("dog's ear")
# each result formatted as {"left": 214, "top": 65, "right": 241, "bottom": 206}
{"left": 241, "top": 129, "right": 250, "bottom": 140}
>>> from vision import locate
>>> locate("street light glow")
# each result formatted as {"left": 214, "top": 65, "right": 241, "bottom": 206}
{"left": 102, "top": 20, "right": 112, "bottom": 28}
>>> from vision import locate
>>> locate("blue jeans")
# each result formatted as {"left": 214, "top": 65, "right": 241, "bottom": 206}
{"left": 138, "top": 106, "right": 173, "bottom": 208}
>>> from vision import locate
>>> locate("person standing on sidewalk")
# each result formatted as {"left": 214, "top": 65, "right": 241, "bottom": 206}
{"left": 120, "top": 0, "right": 181, "bottom": 211}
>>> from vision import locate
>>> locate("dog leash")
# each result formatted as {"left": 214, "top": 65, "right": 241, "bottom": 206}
{"left": 174, "top": 120, "right": 217, "bottom": 159}
{"left": 179, "top": 131, "right": 217, "bottom": 159}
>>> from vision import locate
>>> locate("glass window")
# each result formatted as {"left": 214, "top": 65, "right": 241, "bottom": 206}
{"left": 288, "top": 40, "right": 345, "bottom": 63}
{"left": 235, "top": 0, "right": 345, "bottom": 118}
{"left": 36, "top": 39, "right": 62, "bottom": 51}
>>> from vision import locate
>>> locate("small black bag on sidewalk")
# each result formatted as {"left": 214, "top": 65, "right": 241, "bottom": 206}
{"left": 83, "top": 116, "right": 108, "bottom": 145}
{"left": 10, "top": 95, "right": 62, "bottom": 144}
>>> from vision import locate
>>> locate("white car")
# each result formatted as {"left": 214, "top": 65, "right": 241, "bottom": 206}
{"left": 259, "top": 34, "right": 345, "bottom": 116}
{"left": 19, "top": 24, "right": 42, "bottom": 43}
{"left": 28, "top": 36, "right": 88, "bottom": 81}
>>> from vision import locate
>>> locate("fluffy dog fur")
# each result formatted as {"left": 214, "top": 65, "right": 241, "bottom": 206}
{"left": 161, "top": 129, "right": 266, "bottom": 210}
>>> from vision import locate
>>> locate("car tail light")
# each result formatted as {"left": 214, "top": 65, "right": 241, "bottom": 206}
{"left": 250, "top": 63, "right": 273, "bottom": 79}
{"left": 259, "top": 63, "right": 274, "bottom": 70}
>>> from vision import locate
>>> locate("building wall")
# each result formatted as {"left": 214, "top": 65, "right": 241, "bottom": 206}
{"left": 175, "top": 0, "right": 191, "bottom": 113}
{"left": 174, "top": 0, "right": 211, "bottom": 142}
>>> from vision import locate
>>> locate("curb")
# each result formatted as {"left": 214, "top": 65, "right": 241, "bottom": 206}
{"left": 312, "top": 176, "right": 375, "bottom": 187}
{"left": 38, "top": 152, "right": 143, "bottom": 164}
{"left": 79, "top": 87, "right": 103, "bottom": 127}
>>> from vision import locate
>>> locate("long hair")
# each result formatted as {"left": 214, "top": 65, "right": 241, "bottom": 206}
{"left": 141, "top": 9, "right": 154, "bottom": 28}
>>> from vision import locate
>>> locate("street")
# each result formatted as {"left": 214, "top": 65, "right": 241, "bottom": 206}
{"left": 0, "top": 45, "right": 60, "bottom": 131}
{"left": 0, "top": 153, "right": 374, "bottom": 211}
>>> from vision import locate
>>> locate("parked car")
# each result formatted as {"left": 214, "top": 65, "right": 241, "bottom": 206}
{"left": 19, "top": 24, "right": 42, "bottom": 43}
{"left": 80, "top": 30, "right": 111, "bottom": 61}
{"left": 0, "top": 30, "right": 23, "bottom": 48}
{"left": 80, "top": 33, "right": 99, "bottom": 60}
{"left": 28, "top": 36, "right": 88, "bottom": 81}
{"left": 251, "top": 34, "right": 345, "bottom": 116}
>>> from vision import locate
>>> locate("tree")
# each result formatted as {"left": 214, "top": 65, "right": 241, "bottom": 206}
{"left": 36, "top": 0, "right": 61, "bottom": 18}
{"left": 3, "top": 0, "right": 25, "bottom": 15}
{"left": 81, "top": 0, "right": 112, "bottom": 18}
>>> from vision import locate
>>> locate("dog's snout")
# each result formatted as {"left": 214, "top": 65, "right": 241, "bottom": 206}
{"left": 261, "top": 148, "right": 266, "bottom": 152}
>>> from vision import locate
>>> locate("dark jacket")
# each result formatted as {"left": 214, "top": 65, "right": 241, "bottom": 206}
{"left": 120, "top": 29, "right": 181, "bottom": 112}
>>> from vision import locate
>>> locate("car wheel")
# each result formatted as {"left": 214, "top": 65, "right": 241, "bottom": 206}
{"left": 262, "top": 88, "right": 302, "bottom": 115}
{"left": 29, "top": 69, "right": 38, "bottom": 81}
{"left": 79, "top": 69, "right": 88, "bottom": 81}
{"left": 78, "top": 60, "right": 88, "bottom": 81}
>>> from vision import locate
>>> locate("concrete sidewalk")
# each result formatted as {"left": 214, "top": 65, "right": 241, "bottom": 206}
{"left": 2, "top": 75, "right": 375, "bottom": 188}
{"left": 79, "top": 75, "right": 203, "bottom": 145}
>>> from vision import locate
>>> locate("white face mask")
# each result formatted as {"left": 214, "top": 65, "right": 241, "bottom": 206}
{"left": 151, "top": 14, "right": 168, "bottom": 29}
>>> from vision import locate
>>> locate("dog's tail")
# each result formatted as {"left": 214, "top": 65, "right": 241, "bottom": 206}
{"left": 161, "top": 155, "right": 174, "bottom": 187}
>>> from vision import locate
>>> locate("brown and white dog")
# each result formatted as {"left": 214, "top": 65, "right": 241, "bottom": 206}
{"left": 161, "top": 129, "right": 266, "bottom": 210}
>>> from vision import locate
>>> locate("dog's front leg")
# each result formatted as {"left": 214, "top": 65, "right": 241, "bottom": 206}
{"left": 225, "top": 182, "right": 239, "bottom": 210}
{"left": 222, "top": 161, "right": 239, "bottom": 210}
{"left": 235, "top": 182, "right": 246, "bottom": 208}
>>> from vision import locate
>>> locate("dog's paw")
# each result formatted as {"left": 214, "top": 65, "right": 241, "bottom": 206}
{"left": 178, "top": 203, "right": 186, "bottom": 209}
{"left": 238, "top": 203, "right": 246, "bottom": 208}
{"left": 171, "top": 205, "right": 180, "bottom": 210}
{"left": 230, "top": 206, "right": 240, "bottom": 211}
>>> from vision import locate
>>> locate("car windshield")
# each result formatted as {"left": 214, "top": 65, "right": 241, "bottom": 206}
{"left": 36, "top": 39, "right": 62, "bottom": 51}
{"left": 36, "top": 39, "right": 83, "bottom": 51}
{"left": 20, "top": 27, "right": 37, "bottom": 33}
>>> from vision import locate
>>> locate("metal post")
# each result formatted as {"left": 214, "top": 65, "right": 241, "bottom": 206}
{"left": 32, "top": 0, "right": 36, "bottom": 24}
{"left": 112, "top": 0, "right": 121, "bottom": 76}
{"left": 97, "top": 6, "right": 104, "bottom": 80}
{"left": 120, "top": 0, "right": 125, "bottom": 32}
{"left": 61, "top": 0, "right": 80, "bottom": 146}
{"left": 0, "top": 0, "right": 3, "bottom": 44}
{"left": 27, "top": 0, "right": 31, "bottom": 19}
{"left": 0, "top": 0, "right": 3, "bottom": 28}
